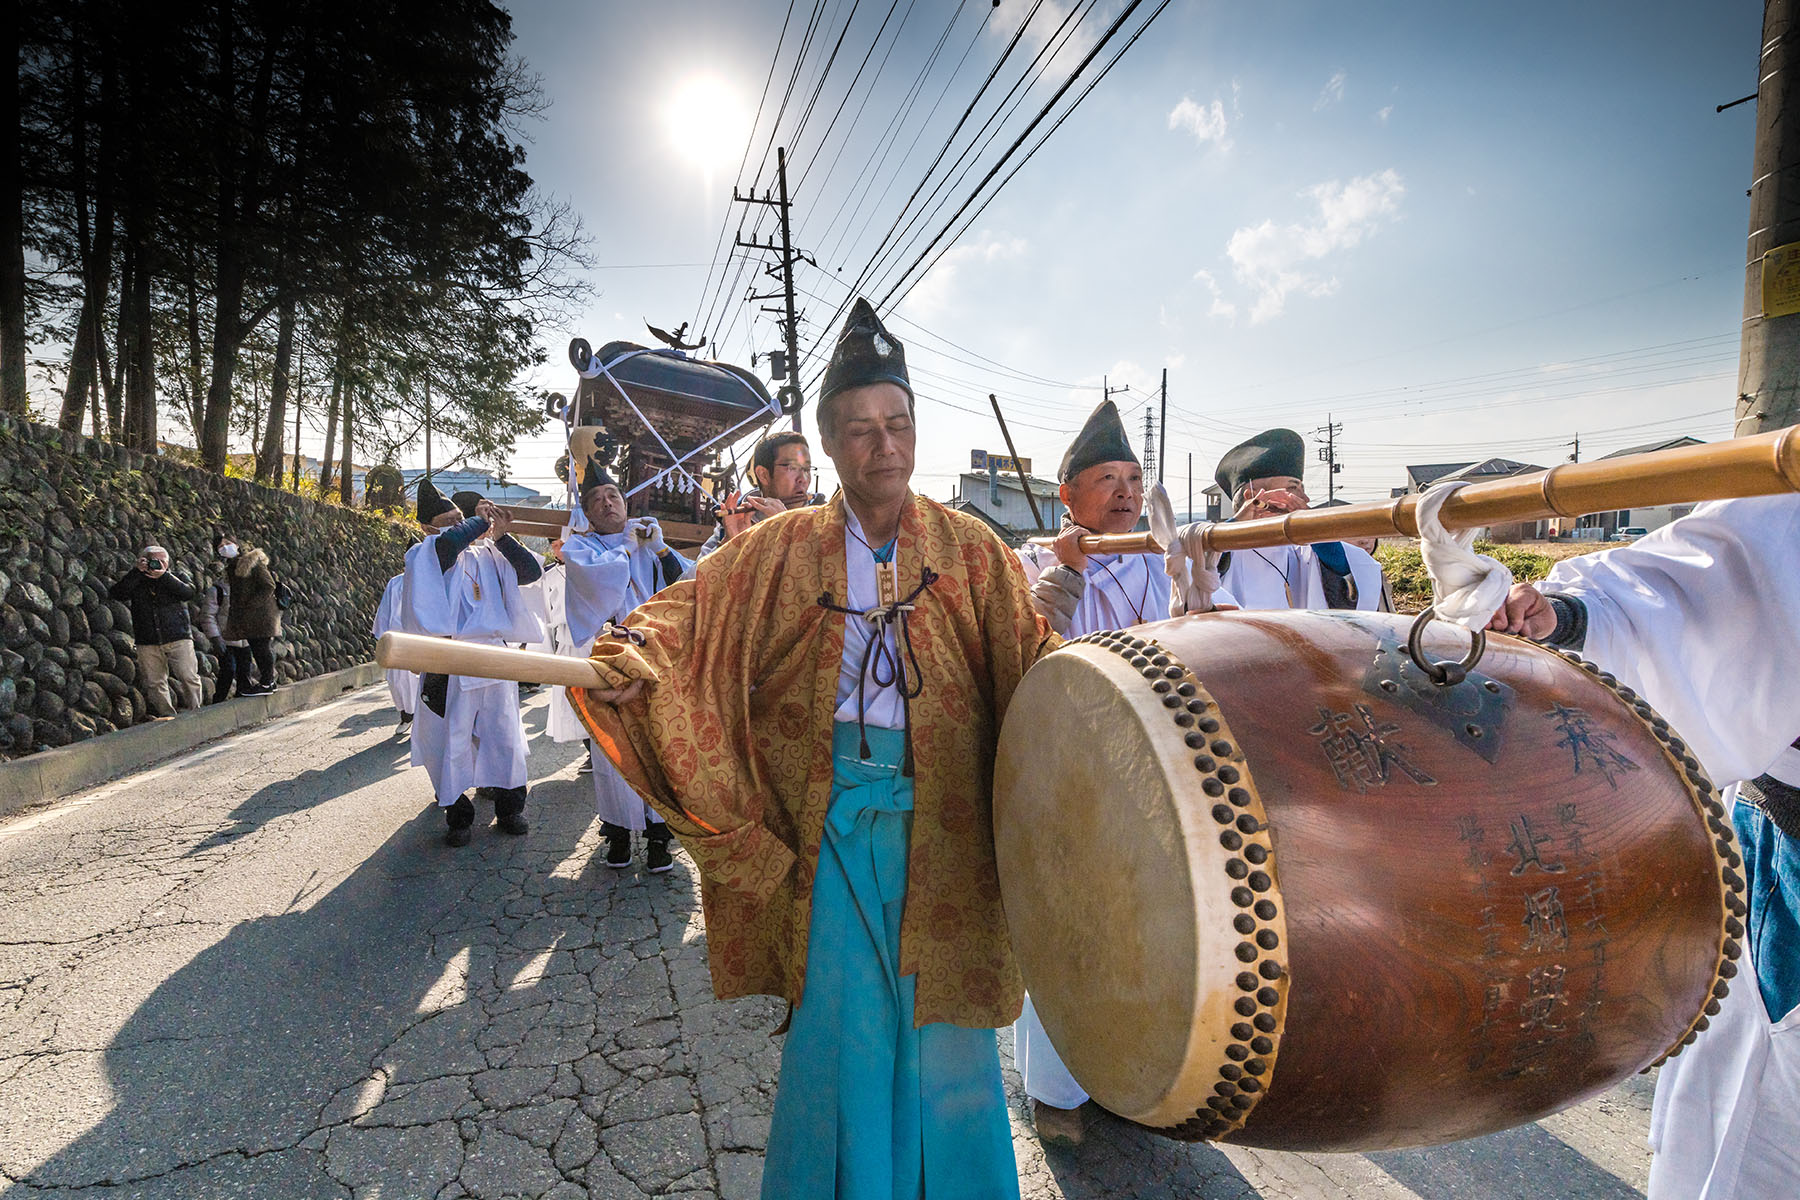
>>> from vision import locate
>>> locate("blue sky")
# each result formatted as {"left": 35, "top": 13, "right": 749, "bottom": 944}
{"left": 495, "top": 0, "right": 1761, "bottom": 508}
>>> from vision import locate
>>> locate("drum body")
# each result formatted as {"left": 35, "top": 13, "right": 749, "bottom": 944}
{"left": 993, "top": 610, "right": 1742, "bottom": 1152}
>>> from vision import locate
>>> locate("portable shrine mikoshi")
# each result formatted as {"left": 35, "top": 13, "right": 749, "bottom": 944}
{"left": 374, "top": 426, "right": 1800, "bottom": 1153}
{"left": 551, "top": 336, "right": 784, "bottom": 551}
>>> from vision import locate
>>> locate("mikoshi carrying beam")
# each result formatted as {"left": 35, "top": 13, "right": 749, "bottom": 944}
{"left": 492, "top": 503, "right": 573, "bottom": 539}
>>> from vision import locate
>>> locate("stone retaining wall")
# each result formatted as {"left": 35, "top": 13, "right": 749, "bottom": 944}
{"left": 0, "top": 414, "right": 416, "bottom": 758}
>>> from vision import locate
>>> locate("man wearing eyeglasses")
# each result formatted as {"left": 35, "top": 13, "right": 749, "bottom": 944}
{"left": 109, "top": 545, "right": 202, "bottom": 718}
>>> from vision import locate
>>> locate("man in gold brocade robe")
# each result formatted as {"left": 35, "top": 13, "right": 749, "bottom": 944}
{"left": 570, "top": 298, "right": 1058, "bottom": 1199}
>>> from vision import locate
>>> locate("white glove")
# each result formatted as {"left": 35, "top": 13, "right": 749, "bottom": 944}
{"left": 1150, "top": 485, "right": 1225, "bottom": 616}
{"left": 631, "top": 517, "right": 667, "bottom": 556}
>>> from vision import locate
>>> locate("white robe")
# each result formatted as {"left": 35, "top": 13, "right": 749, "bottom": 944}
{"left": 372, "top": 574, "right": 420, "bottom": 716}
{"left": 401, "top": 535, "right": 545, "bottom": 806}
{"left": 1009, "top": 543, "right": 1187, "bottom": 1109}
{"left": 561, "top": 530, "right": 676, "bottom": 828}
{"left": 530, "top": 565, "right": 586, "bottom": 744}
{"left": 1537, "top": 496, "right": 1800, "bottom": 1200}
{"left": 1222, "top": 542, "right": 1384, "bottom": 612}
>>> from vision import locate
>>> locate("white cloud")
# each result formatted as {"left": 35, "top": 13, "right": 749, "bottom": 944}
{"left": 1168, "top": 96, "right": 1231, "bottom": 151}
{"left": 1216, "top": 168, "right": 1404, "bottom": 323}
{"left": 990, "top": 1, "right": 1092, "bottom": 78}
{"left": 1315, "top": 70, "right": 1347, "bottom": 110}
{"left": 1376, "top": 105, "right": 1393, "bottom": 123}
{"left": 1193, "top": 268, "right": 1238, "bottom": 321}
{"left": 903, "top": 231, "right": 1028, "bottom": 317}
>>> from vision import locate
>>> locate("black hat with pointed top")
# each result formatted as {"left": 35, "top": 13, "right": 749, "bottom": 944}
{"left": 579, "top": 455, "right": 618, "bottom": 496}
{"left": 1059, "top": 400, "right": 1138, "bottom": 482}
{"left": 820, "top": 298, "right": 912, "bottom": 411}
{"left": 416, "top": 478, "right": 455, "bottom": 524}
{"left": 1215, "top": 428, "right": 1306, "bottom": 502}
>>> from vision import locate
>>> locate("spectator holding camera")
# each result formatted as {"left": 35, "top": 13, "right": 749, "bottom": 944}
{"left": 109, "top": 545, "right": 202, "bottom": 717}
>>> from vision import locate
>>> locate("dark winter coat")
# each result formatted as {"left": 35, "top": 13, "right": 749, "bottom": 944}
{"left": 109, "top": 566, "right": 196, "bottom": 646}
{"left": 224, "top": 547, "right": 282, "bottom": 640}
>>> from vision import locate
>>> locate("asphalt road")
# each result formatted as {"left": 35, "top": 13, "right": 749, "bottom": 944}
{"left": 0, "top": 685, "right": 1657, "bottom": 1198}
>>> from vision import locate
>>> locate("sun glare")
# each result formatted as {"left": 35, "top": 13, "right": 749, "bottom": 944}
{"left": 665, "top": 75, "right": 751, "bottom": 173}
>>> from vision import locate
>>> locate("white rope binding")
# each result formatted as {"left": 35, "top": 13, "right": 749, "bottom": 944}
{"left": 1414, "top": 480, "right": 1514, "bottom": 630}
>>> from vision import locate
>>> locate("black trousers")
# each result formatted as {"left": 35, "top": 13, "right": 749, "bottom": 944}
{"left": 230, "top": 638, "right": 274, "bottom": 691}
{"left": 207, "top": 638, "right": 236, "bottom": 703}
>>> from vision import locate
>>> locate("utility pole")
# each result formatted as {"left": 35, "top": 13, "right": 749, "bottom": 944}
{"left": 1738, "top": 0, "right": 1800, "bottom": 434}
{"left": 1158, "top": 367, "right": 1168, "bottom": 484}
{"left": 1314, "top": 415, "right": 1343, "bottom": 503}
{"left": 1567, "top": 434, "right": 1580, "bottom": 463}
{"left": 1187, "top": 451, "right": 1193, "bottom": 522}
{"left": 736, "top": 147, "right": 810, "bottom": 432}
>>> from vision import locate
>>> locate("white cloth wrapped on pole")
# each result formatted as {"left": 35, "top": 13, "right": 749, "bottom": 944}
{"left": 1414, "top": 481, "right": 1514, "bottom": 629}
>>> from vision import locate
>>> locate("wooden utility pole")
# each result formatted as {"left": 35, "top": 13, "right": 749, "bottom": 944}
{"left": 1738, "top": 0, "right": 1800, "bottom": 433}
{"left": 736, "top": 147, "right": 809, "bottom": 432}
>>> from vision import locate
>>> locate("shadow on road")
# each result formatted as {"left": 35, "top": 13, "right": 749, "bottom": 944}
{"left": 20, "top": 727, "right": 662, "bottom": 1196}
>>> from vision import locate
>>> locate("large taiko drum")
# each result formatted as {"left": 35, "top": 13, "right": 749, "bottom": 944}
{"left": 993, "top": 609, "right": 1745, "bottom": 1152}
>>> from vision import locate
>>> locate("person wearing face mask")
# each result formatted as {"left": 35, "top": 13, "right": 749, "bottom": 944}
{"left": 223, "top": 538, "right": 282, "bottom": 697}
{"left": 202, "top": 534, "right": 240, "bottom": 704}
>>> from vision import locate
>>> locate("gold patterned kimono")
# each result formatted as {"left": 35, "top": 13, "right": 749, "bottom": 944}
{"left": 570, "top": 493, "right": 1058, "bottom": 1028}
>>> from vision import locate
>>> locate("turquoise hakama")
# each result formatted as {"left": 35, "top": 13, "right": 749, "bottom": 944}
{"left": 760, "top": 723, "right": 1020, "bottom": 1200}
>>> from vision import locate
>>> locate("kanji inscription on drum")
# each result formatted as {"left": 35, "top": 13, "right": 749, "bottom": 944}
{"left": 1505, "top": 814, "right": 1565, "bottom": 876}
{"left": 1545, "top": 703, "right": 1640, "bottom": 786}
{"left": 1307, "top": 703, "right": 1437, "bottom": 792}
{"left": 1521, "top": 887, "right": 1570, "bottom": 952}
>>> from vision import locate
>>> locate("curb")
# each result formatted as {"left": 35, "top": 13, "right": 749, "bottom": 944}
{"left": 0, "top": 662, "right": 385, "bottom": 820}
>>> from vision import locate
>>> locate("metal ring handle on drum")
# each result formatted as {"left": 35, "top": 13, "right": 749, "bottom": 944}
{"left": 1406, "top": 606, "right": 1486, "bottom": 687}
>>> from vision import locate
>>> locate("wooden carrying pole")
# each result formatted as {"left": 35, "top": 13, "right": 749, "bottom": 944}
{"left": 493, "top": 503, "right": 572, "bottom": 539}
{"left": 1196, "top": 427, "right": 1800, "bottom": 552}
{"left": 377, "top": 632, "right": 605, "bottom": 688}
{"left": 1025, "top": 530, "right": 1165, "bottom": 555}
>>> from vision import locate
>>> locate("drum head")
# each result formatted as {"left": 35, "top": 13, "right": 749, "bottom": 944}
{"left": 995, "top": 629, "right": 1287, "bottom": 1130}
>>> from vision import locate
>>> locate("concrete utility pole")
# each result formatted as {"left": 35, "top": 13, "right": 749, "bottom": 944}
{"left": 1737, "top": 0, "right": 1800, "bottom": 433}
{"left": 1315, "top": 415, "right": 1343, "bottom": 503}
{"left": 1158, "top": 367, "right": 1168, "bottom": 484}
{"left": 736, "top": 147, "right": 810, "bottom": 432}
{"left": 1567, "top": 433, "right": 1580, "bottom": 463}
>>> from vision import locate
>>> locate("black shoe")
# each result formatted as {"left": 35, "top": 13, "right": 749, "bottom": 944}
{"left": 240, "top": 685, "right": 273, "bottom": 697}
{"left": 397, "top": 712, "right": 413, "bottom": 734}
{"left": 496, "top": 811, "right": 528, "bottom": 836}
{"left": 646, "top": 833, "right": 674, "bottom": 874}
{"left": 443, "top": 796, "right": 475, "bottom": 847}
{"left": 576, "top": 755, "right": 594, "bottom": 776}
{"left": 603, "top": 823, "right": 632, "bottom": 869}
